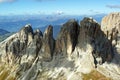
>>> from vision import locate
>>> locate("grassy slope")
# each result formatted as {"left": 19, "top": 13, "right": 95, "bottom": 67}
{"left": 82, "top": 70, "right": 111, "bottom": 80}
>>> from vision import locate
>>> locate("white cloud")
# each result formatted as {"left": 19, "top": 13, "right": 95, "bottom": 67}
{"left": 89, "top": 9, "right": 102, "bottom": 14}
{"left": 0, "top": 0, "right": 16, "bottom": 3}
{"left": 55, "top": 10, "right": 64, "bottom": 15}
{"left": 106, "top": 5, "right": 120, "bottom": 9}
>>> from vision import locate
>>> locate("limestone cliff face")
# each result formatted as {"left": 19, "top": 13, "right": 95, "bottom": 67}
{"left": 97, "top": 12, "right": 120, "bottom": 80}
{"left": 41, "top": 25, "right": 55, "bottom": 61}
{"left": 79, "top": 17, "right": 113, "bottom": 63}
{"left": 55, "top": 19, "right": 79, "bottom": 57}
{"left": 0, "top": 13, "right": 119, "bottom": 80}
{"left": 101, "top": 12, "right": 120, "bottom": 46}
{"left": 0, "top": 24, "right": 54, "bottom": 64}
{"left": 101, "top": 12, "right": 120, "bottom": 59}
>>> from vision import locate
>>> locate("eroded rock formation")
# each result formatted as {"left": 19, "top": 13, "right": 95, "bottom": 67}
{"left": 101, "top": 12, "right": 120, "bottom": 46}
{"left": 80, "top": 17, "right": 114, "bottom": 64}
{"left": 97, "top": 12, "right": 120, "bottom": 80}
{"left": 55, "top": 19, "right": 79, "bottom": 57}
{"left": 41, "top": 25, "right": 55, "bottom": 61}
{"left": 0, "top": 13, "right": 120, "bottom": 80}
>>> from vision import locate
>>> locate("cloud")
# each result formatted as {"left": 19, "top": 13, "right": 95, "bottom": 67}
{"left": 106, "top": 5, "right": 120, "bottom": 9}
{"left": 89, "top": 9, "right": 94, "bottom": 12}
{"left": 89, "top": 9, "right": 102, "bottom": 14}
{"left": 0, "top": 0, "right": 16, "bottom": 3}
{"left": 55, "top": 10, "right": 64, "bottom": 15}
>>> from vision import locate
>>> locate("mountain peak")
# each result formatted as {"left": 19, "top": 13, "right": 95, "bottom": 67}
{"left": 0, "top": 13, "right": 120, "bottom": 80}
{"left": 20, "top": 24, "right": 33, "bottom": 34}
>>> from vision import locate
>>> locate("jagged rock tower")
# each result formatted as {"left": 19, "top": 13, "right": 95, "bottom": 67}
{"left": 0, "top": 13, "right": 120, "bottom": 80}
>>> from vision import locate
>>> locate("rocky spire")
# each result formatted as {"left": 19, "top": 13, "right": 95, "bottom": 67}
{"left": 55, "top": 19, "right": 79, "bottom": 57}
{"left": 101, "top": 12, "right": 120, "bottom": 63}
{"left": 19, "top": 24, "right": 34, "bottom": 44}
{"left": 41, "top": 25, "right": 55, "bottom": 61}
{"left": 79, "top": 17, "right": 114, "bottom": 64}
{"left": 101, "top": 12, "right": 120, "bottom": 46}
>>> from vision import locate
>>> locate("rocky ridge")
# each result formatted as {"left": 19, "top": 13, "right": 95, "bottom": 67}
{"left": 97, "top": 12, "right": 120, "bottom": 80}
{"left": 0, "top": 13, "right": 119, "bottom": 80}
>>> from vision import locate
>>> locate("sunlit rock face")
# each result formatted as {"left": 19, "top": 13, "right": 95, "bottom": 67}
{"left": 101, "top": 12, "right": 120, "bottom": 60}
{"left": 41, "top": 25, "right": 55, "bottom": 61}
{"left": 98, "top": 12, "right": 120, "bottom": 80}
{"left": 101, "top": 12, "right": 120, "bottom": 46}
{"left": 0, "top": 13, "right": 119, "bottom": 80}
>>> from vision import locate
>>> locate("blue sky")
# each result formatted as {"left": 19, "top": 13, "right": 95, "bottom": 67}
{"left": 0, "top": 0, "right": 120, "bottom": 15}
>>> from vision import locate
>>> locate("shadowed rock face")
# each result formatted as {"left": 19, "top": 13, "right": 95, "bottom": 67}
{"left": 95, "top": 12, "right": 120, "bottom": 80}
{"left": 0, "top": 13, "right": 118, "bottom": 80}
{"left": 41, "top": 25, "right": 55, "bottom": 61}
{"left": 5, "top": 24, "right": 35, "bottom": 64}
{"left": 4, "top": 24, "right": 55, "bottom": 64}
{"left": 101, "top": 12, "right": 120, "bottom": 63}
{"left": 34, "top": 29, "right": 43, "bottom": 58}
{"left": 19, "top": 24, "right": 34, "bottom": 43}
{"left": 55, "top": 19, "right": 79, "bottom": 56}
{"left": 79, "top": 17, "right": 114, "bottom": 64}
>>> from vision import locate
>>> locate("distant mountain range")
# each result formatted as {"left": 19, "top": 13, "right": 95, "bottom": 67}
{"left": 0, "top": 14, "right": 106, "bottom": 33}
{"left": 0, "top": 29, "right": 12, "bottom": 42}
{"left": 0, "top": 16, "right": 67, "bottom": 32}
{"left": 0, "top": 29, "right": 9, "bottom": 35}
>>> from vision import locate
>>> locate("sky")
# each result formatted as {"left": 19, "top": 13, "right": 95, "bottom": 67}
{"left": 0, "top": 0, "right": 120, "bottom": 16}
